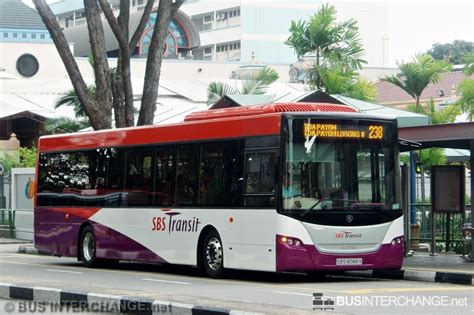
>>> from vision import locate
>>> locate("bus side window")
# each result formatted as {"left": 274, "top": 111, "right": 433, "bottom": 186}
{"left": 154, "top": 146, "right": 175, "bottom": 207}
{"left": 123, "top": 148, "right": 154, "bottom": 207}
{"left": 244, "top": 151, "right": 277, "bottom": 207}
{"left": 176, "top": 144, "right": 198, "bottom": 206}
{"left": 198, "top": 140, "right": 244, "bottom": 207}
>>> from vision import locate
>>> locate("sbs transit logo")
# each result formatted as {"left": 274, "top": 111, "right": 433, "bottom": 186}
{"left": 152, "top": 209, "right": 202, "bottom": 234}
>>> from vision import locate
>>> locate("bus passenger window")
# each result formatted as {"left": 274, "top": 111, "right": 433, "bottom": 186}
{"left": 244, "top": 152, "right": 276, "bottom": 207}
{"left": 123, "top": 148, "right": 154, "bottom": 207}
{"left": 176, "top": 144, "right": 198, "bottom": 206}
{"left": 154, "top": 146, "right": 175, "bottom": 206}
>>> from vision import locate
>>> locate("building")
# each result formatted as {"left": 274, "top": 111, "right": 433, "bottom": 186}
{"left": 48, "top": 0, "right": 391, "bottom": 68}
{"left": 50, "top": 0, "right": 200, "bottom": 59}
{"left": 375, "top": 72, "right": 470, "bottom": 109}
{"left": 0, "top": 0, "right": 66, "bottom": 80}
{"left": 0, "top": 0, "right": 68, "bottom": 148}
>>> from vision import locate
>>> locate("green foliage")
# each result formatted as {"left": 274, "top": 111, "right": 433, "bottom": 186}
{"left": 382, "top": 54, "right": 452, "bottom": 107}
{"left": 427, "top": 40, "right": 473, "bottom": 64}
{"left": 455, "top": 79, "right": 474, "bottom": 121}
{"left": 17, "top": 147, "right": 37, "bottom": 167}
{"left": 317, "top": 66, "right": 377, "bottom": 102}
{"left": 406, "top": 99, "right": 460, "bottom": 125}
{"left": 207, "top": 67, "right": 279, "bottom": 106}
{"left": 463, "top": 52, "right": 474, "bottom": 76}
{"left": 286, "top": 4, "right": 366, "bottom": 90}
{"left": 0, "top": 147, "right": 37, "bottom": 173}
{"left": 405, "top": 99, "right": 460, "bottom": 171}
{"left": 55, "top": 86, "right": 95, "bottom": 118}
{"left": 43, "top": 117, "right": 90, "bottom": 135}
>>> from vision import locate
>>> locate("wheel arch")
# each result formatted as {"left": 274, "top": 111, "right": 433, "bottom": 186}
{"left": 77, "top": 221, "right": 93, "bottom": 261}
{"left": 196, "top": 224, "right": 219, "bottom": 269}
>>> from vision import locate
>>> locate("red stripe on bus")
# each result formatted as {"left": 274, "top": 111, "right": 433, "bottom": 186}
{"left": 38, "top": 114, "right": 282, "bottom": 152}
{"left": 40, "top": 207, "right": 101, "bottom": 220}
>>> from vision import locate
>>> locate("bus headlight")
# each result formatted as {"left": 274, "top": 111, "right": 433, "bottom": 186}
{"left": 279, "top": 235, "right": 303, "bottom": 247}
{"left": 391, "top": 237, "right": 403, "bottom": 245}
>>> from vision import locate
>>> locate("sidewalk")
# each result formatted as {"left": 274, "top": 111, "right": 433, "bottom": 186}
{"left": 0, "top": 237, "right": 31, "bottom": 245}
{"left": 346, "top": 252, "right": 473, "bottom": 286}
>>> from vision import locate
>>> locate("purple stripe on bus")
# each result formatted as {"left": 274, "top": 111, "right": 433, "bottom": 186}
{"left": 35, "top": 208, "right": 166, "bottom": 263}
{"left": 275, "top": 234, "right": 403, "bottom": 272}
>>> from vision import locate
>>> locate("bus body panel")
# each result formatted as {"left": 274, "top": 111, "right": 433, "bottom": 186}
{"left": 275, "top": 214, "right": 403, "bottom": 271}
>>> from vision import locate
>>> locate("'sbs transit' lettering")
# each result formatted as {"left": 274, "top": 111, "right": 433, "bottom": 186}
{"left": 152, "top": 209, "right": 201, "bottom": 234}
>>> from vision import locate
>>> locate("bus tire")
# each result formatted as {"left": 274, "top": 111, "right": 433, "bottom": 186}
{"left": 201, "top": 230, "right": 225, "bottom": 278}
{"left": 80, "top": 226, "right": 99, "bottom": 268}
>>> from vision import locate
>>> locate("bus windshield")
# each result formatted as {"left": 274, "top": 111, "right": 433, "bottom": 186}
{"left": 282, "top": 117, "right": 399, "bottom": 216}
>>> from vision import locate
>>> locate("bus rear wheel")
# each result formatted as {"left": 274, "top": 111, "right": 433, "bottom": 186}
{"left": 201, "top": 230, "right": 225, "bottom": 278}
{"left": 80, "top": 226, "right": 99, "bottom": 268}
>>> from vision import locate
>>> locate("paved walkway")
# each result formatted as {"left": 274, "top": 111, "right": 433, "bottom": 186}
{"left": 0, "top": 238, "right": 31, "bottom": 245}
{"left": 403, "top": 252, "right": 474, "bottom": 275}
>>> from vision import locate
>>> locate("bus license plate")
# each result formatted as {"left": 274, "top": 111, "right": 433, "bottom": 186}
{"left": 336, "top": 258, "right": 362, "bottom": 266}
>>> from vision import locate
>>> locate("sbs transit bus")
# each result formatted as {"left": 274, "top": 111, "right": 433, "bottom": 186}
{"left": 35, "top": 103, "right": 403, "bottom": 278}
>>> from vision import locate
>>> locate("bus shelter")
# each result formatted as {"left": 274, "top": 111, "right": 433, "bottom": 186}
{"left": 399, "top": 122, "right": 474, "bottom": 261}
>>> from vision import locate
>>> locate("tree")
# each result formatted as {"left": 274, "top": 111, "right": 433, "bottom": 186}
{"left": 382, "top": 54, "right": 451, "bottom": 108}
{"left": 43, "top": 117, "right": 91, "bottom": 135}
{"left": 33, "top": 0, "right": 184, "bottom": 130}
{"left": 0, "top": 147, "right": 37, "bottom": 173}
{"left": 207, "top": 67, "right": 279, "bottom": 106}
{"left": 406, "top": 99, "right": 460, "bottom": 169}
{"left": 427, "top": 40, "right": 473, "bottom": 64}
{"left": 319, "top": 66, "right": 376, "bottom": 102}
{"left": 286, "top": 4, "right": 366, "bottom": 91}
{"left": 455, "top": 52, "right": 474, "bottom": 121}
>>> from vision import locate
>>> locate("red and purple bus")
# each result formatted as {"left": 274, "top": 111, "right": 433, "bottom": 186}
{"left": 35, "top": 103, "right": 403, "bottom": 278}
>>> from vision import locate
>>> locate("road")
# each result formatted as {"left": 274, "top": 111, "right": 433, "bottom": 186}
{"left": 0, "top": 244, "right": 472, "bottom": 314}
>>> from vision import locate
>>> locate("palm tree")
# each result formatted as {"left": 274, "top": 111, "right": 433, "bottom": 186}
{"left": 207, "top": 67, "right": 279, "bottom": 106}
{"left": 455, "top": 52, "right": 474, "bottom": 121}
{"left": 43, "top": 117, "right": 90, "bottom": 135}
{"left": 382, "top": 54, "right": 451, "bottom": 108}
{"left": 55, "top": 85, "right": 95, "bottom": 118}
{"left": 319, "top": 66, "right": 376, "bottom": 102}
{"left": 286, "top": 4, "right": 366, "bottom": 90}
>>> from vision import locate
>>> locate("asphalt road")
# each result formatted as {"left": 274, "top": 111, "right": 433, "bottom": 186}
{"left": 0, "top": 244, "right": 472, "bottom": 314}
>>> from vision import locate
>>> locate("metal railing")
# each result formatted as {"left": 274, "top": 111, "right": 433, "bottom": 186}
{"left": 0, "top": 208, "right": 14, "bottom": 237}
{"left": 412, "top": 203, "right": 472, "bottom": 254}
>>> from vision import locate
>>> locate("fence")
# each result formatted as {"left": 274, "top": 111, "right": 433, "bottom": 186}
{"left": 413, "top": 203, "right": 471, "bottom": 254}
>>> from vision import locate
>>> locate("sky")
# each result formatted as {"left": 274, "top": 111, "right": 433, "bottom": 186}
{"left": 22, "top": 0, "right": 473, "bottom": 67}
{"left": 384, "top": 0, "right": 473, "bottom": 65}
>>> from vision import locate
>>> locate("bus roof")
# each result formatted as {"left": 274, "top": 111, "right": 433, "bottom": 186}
{"left": 184, "top": 103, "right": 358, "bottom": 122}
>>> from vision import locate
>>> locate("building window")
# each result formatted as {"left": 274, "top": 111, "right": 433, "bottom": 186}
{"left": 16, "top": 54, "right": 39, "bottom": 77}
{"left": 40, "top": 34, "right": 45, "bottom": 39}
{"left": 204, "top": 47, "right": 212, "bottom": 54}
{"left": 31, "top": 34, "right": 36, "bottom": 39}
{"left": 13, "top": 33, "right": 17, "bottom": 38}
{"left": 3, "top": 33, "right": 8, "bottom": 38}
{"left": 22, "top": 33, "right": 26, "bottom": 38}
{"left": 204, "top": 15, "right": 213, "bottom": 23}
{"left": 217, "top": 46, "right": 221, "bottom": 52}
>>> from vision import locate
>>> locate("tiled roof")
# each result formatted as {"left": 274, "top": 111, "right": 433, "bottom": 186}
{"left": 375, "top": 72, "right": 469, "bottom": 104}
{"left": 0, "top": 0, "right": 46, "bottom": 30}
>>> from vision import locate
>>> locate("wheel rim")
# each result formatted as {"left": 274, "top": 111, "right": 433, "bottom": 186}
{"left": 205, "top": 236, "right": 222, "bottom": 271}
{"left": 82, "top": 232, "right": 95, "bottom": 262}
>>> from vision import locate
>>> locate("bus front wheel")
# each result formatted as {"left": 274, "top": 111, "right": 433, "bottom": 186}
{"left": 80, "top": 226, "right": 99, "bottom": 268}
{"left": 201, "top": 230, "right": 225, "bottom": 278}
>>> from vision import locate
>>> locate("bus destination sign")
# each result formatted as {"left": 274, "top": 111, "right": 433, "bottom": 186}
{"left": 303, "top": 123, "right": 384, "bottom": 140}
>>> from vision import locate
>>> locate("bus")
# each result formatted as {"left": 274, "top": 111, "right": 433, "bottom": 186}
{"left": 35, "top": 103, "right": 403, "bottom": 278}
